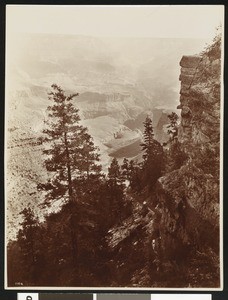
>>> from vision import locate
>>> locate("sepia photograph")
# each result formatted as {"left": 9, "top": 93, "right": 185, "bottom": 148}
{"left": 5, "top": 5, "right": 224, "bottom": 289}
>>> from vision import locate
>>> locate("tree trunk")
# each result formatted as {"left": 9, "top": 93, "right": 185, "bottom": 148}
{"left": 64, "top": 131, "right": 73, "bottom": 201}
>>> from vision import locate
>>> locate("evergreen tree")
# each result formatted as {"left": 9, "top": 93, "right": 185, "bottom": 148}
{"left": 16, "top": 208, "right": 41, "bottom": 285}
{"left": 167, "top": 112, "right": 179, "bottom": 141}
{"left": 73, "top": 129, "right": 102, "bottom": 198}
{"left": 39, "top": 84, "right": 102, "bottom": 203}
{"left": 140, "top": 116, "right": 163, "bottom": 190}
{"left": 108, "top": 158, "right": 124, "bottom": 188}
{"left": 7, "top": 240, "right": 24, "bottom": 286}
{"left": 121, "top": 158, "right": 130, "bottom": 180}
{"left": 107, "top": 158, "right": 125, "bottom": 223}
{"left": 140, "top": 116, "right": 155, "bottom": 161}
{"left": 40, "top": 84, "right": 82, "bottom": 205}
{"left": 128, "top": 159, "right": 142, "bottom": 192}
{"left": 168, "top": 139, "right": 187, "bottom": 171}
{"left": 77, "top": 130, "right": 101, "bottom": 181}
{"left": 39, "top": 84, "right": 103, "bottom": 280}
{"left": 165, "top": 112, "right": 187, "bottom": 171}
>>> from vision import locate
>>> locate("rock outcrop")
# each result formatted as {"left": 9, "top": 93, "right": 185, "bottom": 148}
{"left": 178, "top": 53, "right": 220, "bottom": 146}
{"left": 104, "top": 35, "right": 221, "bottom": 288}
{"left": 152, "top": 36, "right": 221, "bottom": 287}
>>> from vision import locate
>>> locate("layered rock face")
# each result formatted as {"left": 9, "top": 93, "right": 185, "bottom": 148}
{"left": 178, "top": 54, "right": 220, "bottom": 146}
{"left": 152, "top": 37, "right": 221, "bottom": 287}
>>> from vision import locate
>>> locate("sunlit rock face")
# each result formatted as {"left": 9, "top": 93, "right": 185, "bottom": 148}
{"left": 178, "top": 54, "right": 220, "bottom": 146}
{"left": 153, "top": 39, "right": 221, "bottom": 287}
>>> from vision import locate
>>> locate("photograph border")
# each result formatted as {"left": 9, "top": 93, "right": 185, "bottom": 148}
{"left": 1, "top": 1, "right": 227, "bottom": 298}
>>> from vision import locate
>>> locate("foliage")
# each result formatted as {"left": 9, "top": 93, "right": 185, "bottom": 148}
{"left": 201, "top": 25, "right": 221, "bottom": 60}
{"left": 121, "top": 158, "right": 130, "bottom": 180}
{"left": 140, "top": 116, "right": 164, "bottom": 190}
{"left": 165, "top": 112, "right": 187, "bottom": 171}
{"left": 126, "top": 159, "right": 142, "bottom": 192}
{"left": 168, "top": 139, "right": 188, "bottom": 171}
{"left": 7, "top": 61, "right": 220, "bottom": 289}
{"left": 15, "top": 208, "right": 44, "bottom": 285}
{"left": 39, "top": 84, "right": 106, "bottom": 284}
{"left": 167, "top": 112, "right": 179, "bottom": 141}
{"left": 140, "top": 116, "right": 155, "bottom": 161}
{"left": 39, "top": 84, "right": 102, "bottom": 206}
{"left": 107, "top": 158, "right": 126, "bottom": 224}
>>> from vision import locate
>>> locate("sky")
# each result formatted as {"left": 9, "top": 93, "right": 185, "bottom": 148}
{"left": 6, "top": 5, "right": 224, "bottom": 40}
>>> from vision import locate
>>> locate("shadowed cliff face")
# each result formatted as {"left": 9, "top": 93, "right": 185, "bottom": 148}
{"left": 152, "top": 36, "right": 221, "bottom": 287}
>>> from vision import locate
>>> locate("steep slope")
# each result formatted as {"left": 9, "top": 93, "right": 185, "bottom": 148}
{"left": 152, "top": 35, "right": 221, "bottom": 287}
{"left": 6, "top": 33, "right": 207, "bottom": 241}
{"left": 6, "top": 128, "right": 47, "bottom": 239}
{"left": 106, "top": 35, "right": 221, "bottom": 288}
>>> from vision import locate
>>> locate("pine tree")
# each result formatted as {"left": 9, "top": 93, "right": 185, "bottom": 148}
{"left": 40, "top": 84, "right": 82, "bottom": 205}
{"left": 40, "top": 84, "right": 102, "bottom": 205}
{"left": 107, "top": 158, "right": 125, "bottom": 223}
{"left": 165, "top": 112, "right": 187, "bottom": 171}
{"left": 77, "top": 130, "right": 101, "bottom": 181}
{"left": 18, "top": 208, "right": 38, "bottom": 264}
{"left": 140, "top": 116, "right": 163, "bottom": 190}
{"left": 167, "top": 112, "right": 179, "bottom": 141}
{"left": 108, "top": 158, "right": 124, "bottom": 188}
{"left": 39, "top": 84, "right": 103, "bottom": 279}
{"left": 17, "top": 208, "right": 40, "bottom": 284}
{"left": 73, "top": 129, "right": 102, "bottom": 199}
{"left": 128, "top": 159, "right": 142, "bottom": 192}
{"left": 121, "top": 158, "right": 130, "bottom": 180}
{"left": 140, "top": 116, "right": 155, "bottom": 161}
{"left": 168, "top": 139, "right": 187, "bottom": 171}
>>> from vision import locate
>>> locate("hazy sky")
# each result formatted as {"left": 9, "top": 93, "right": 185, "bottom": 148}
{"left": 7, "top": 5, "right": 223, "bottom": 40}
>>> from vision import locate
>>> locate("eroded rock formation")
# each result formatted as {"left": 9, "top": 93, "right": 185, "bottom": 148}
{"left": 105, "top": 36, "right": 221, "bottom": 287}
{"left": 152, "top": 37, "right": 221, "bottom": 287}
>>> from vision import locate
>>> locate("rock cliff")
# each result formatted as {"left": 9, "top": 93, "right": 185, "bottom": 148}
{"left": 152, "top": 35, "right": 221, "bottom": 287}
{"left": 103, "top": 35, "right": 221, "bottom": 288}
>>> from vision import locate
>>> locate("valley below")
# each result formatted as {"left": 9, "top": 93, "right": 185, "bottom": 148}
{"left": 5, "top": 4, "right": 222, "bottom": 289}
{"left": 6, "top": 33, "right": 207, "bottom": 241}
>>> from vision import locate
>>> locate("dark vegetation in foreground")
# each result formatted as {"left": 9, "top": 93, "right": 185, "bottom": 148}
{"left": 7, "top": 34, "right": 221, "bottom": 288}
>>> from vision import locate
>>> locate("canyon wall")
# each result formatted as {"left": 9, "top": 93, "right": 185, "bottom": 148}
{"left": 152, "top": 36, "right": 221, "bottom": 287}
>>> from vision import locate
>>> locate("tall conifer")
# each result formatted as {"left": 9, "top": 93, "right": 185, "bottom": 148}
{"left": 40, "top": 84, "right": 102, "bottom": 276}
{"left": 140, "top": 116, "right": 163, "bottom": 190}
{"left": 40, "top": 84, "right": 101, "bottom": 205}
